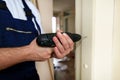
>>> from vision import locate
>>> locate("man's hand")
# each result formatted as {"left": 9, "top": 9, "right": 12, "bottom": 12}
{"left": 27, "top": 30, "right": 74, "bottom": 61}
{"left": 0, "top": 30, "right": 74, "bottom": 70}
{"left": 52, "top": 30, "right": 74, "bottom": 58}
{"left": 27, "top": 39, "right": 53, "bottom": 61}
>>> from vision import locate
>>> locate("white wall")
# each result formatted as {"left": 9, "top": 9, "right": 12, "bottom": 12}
{"left": 75, "top": 0, "right": 82, "bottom": 80}
{"left": 75, "top": 0, "right": 116, "bottom": 80}
{"left": 81, "top": 0, "right": 93, "bottom": 79}
{"left": 112, "top": 0, "right": 120, "bottom": 80}
{"left": 37, "top": 0, "right": 53, "bottom": 33}
{"left": 92, "top": 0, "right": 114, "bottom": 80}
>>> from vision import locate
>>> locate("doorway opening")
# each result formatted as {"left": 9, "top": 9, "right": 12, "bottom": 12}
{"left": 52, "top": 0, "right": 75, "bottom": 80}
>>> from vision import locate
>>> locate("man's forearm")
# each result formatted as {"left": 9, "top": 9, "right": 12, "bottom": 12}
{"left": 0, "top": 46, "right": 30, "bottom": 70}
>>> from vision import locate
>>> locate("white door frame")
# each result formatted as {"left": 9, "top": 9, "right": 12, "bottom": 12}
{"left": 75, "top": 0, "right": 114, "bottom": 80}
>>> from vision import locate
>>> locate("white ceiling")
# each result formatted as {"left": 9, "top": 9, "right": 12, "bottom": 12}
{"left": 53, "top": 0, "right": 75, "bottom": 13}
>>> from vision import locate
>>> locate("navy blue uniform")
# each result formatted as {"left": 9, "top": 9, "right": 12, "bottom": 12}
{"left": 0, "top": 0, "right": 41, "bottom": 80}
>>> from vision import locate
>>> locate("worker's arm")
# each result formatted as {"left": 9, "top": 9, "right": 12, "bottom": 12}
{"left": 0, "top": 30, "right": 74, "bottom": 70}
{"left": 0, "top": 39, "right": 53, "bottom": 70}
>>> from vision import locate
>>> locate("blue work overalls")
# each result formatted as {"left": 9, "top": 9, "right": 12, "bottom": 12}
{"left": 0, "top": 0, "right": 41, "bottom": 80}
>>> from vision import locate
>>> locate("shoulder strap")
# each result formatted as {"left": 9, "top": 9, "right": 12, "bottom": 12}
{"left": 22, "top": 0, "right": 33, "bottom": 18}
{"left": 0, "top": 0, "right": 8, "bottom": 10}
{"left": 22, "top": 0, "right": 41, "bottom": 35}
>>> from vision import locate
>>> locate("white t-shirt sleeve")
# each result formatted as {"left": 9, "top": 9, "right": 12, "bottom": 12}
{"left": 3, "top": 0, "right": 44, "bottom": 34}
